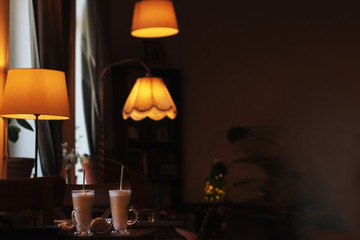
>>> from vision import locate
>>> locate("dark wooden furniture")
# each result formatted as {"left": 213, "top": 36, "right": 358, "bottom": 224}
{"left": 184, "top": 201, "right": 289, "bottom": 240}
{"left": 135, "top": 220, "right": 184, "bottom": 240}
{"left": 0, "top": 226, "right": 157, "bottom": 239}
{"left": 0, "top": 175, "right": 66, "bottom": 226}
{"left": 103, "top": 65, "right": 183, "bottom": 211}
{"left": 58, "top": 228, "right": 157, "bottom": 239}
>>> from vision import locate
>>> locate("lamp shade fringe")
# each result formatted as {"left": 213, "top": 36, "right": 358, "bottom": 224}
{"left": 123, "top": 76, "right": 177, "bottom": 121}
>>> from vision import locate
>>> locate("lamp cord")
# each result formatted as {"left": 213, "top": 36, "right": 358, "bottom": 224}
{"left": 95, "top": 58, "right": 152, "bottom": 122}
{"left": 99, "top": 58, "right": 151, "bottom": 84}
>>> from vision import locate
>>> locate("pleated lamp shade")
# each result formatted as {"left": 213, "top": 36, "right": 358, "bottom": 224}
{"left": 123, "top": 76, "right": 177, "bottom": 121}
{"left": 0, "top": 68, "right": 70, "bottom": 120}
{"left": 131, "top": 0, "right": 179, "bottom": 38}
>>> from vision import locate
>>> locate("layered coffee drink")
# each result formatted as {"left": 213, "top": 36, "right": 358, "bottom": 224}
{"left": 109, "top": 189, "right": 138, "bottom": 235}
{"left": 72, "top": 190, "right": 94, "bottom": 236}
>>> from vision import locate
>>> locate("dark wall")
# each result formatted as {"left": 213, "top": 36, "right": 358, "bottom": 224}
{"left": 101, "top": 0, "right": 360, "bottom": 237}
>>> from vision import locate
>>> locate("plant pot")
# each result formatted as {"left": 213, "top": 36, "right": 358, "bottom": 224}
{"left": 81, "top": 155, "right": 99, "bottom": 184}
{"left": 6, "top": 157, "right": 34, "bottom": 178}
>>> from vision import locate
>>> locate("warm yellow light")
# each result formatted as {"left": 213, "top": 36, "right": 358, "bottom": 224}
{"left": 131, "top": 0, "right": 179, "bottom": 38}
{"left": 0, "top": 68, "right": 70, "bottom": 120}
{"left": 123, "top": 76, "right": 177, "bottom": 121}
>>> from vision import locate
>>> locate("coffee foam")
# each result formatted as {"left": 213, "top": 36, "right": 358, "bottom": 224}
{"left": 109, "top": 190, "right": 131, "bottom": 197}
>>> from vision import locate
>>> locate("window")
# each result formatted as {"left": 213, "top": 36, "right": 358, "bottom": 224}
{"left": 75, "top": 0, "right": 90, "bottom": 184}
{"left": 9, "top": 0, "right": 39, "bottom": 175}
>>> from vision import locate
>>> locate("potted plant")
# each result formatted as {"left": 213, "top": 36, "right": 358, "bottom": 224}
{"left": 7, "top": 119, "right": 34, "bottom": 143}
{"left": 80, "top": 154, "right": 99, "bottom": 184}
{"left": 6, "top": 119, "right": 35, "bottom": 178}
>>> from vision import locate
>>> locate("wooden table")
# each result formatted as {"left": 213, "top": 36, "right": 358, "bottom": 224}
{"left": 0, "top": 226, "right": 157, "bottom": 240}
{"left": 58, "top": 228, "right": 158, "bottom": 239}
{"left": 0, "top": 220, "right": 184, "bottom": 239}
{"left": 135, "top": 220, "right": 184, "bottom": 228}
{"left": 134, "top": 220, "right": 184, "bottom": 239}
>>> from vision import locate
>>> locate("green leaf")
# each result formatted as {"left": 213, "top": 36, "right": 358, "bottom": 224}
{"left": 16, "top": 119, "right": 34, "bottom": 131}
{"left": 211, "top": 161, "right": 228, "bottom": 177}
{"left": 8, "top": 126, "right": 21, "bottom": 143}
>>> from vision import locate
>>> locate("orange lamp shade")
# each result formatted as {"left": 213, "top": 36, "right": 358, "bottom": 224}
{"left": 123, "top": 76, "right": 177, "bottom": 121}
{"left": 0, "top": 68, "right": 70, "bottom": 120}
{"left": 131, "top": 0, "right": 179, "bottom": 38}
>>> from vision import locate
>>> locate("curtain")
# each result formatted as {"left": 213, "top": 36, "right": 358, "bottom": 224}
{"left": 81, "top": 1, "right": 100, "bottom": 163}
{"left": 32, "top": 0, "right": 74, "bottom": 176}
{"left": 81, "top": 0, "right": 110, "bottom": 182}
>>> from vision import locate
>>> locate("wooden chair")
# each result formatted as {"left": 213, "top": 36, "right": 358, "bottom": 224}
{"left": 0, "top": 175, "right": 66, "bottom": 227}
{"left": 59, "top": 181, "right": 131, "bottom": 219}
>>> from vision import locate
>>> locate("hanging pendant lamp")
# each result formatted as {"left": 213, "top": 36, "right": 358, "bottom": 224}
{"left": 131, "top": 0, "right": 179, "bottom": 38}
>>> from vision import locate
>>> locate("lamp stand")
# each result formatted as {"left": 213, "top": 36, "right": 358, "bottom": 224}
{"left": 34, "top": 114, "right": 39, "bottom": 177}
{"left": 98, "top": 58, "right": 151, "bottom": 183}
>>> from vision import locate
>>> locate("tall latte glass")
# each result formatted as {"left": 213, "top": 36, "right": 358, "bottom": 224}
{"left": 109, "top": 189, "right": 138, "bottom": 235}
{"left": 71, "top": 189, "right": 94, "bottom": 236}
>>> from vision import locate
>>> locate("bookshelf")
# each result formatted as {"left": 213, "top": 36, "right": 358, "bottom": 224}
{"left": 103, "top": 64, "right": 182, "bottom": 210}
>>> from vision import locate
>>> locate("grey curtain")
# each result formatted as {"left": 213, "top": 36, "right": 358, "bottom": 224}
{"left": 81, "top": 1, "right": 100, "bottom": 162}
{"left": 81, "top": 0, "right": 110, "bottom": 182}
{"left": 32, "top": 0, "right": 74, "bottom": 176}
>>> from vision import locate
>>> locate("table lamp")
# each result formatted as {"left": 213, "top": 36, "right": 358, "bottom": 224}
{"left": 131, "top": 0, "right": 179, "bottom": 38}
{"left": 0, "top": 68, "right": 70, "bottom": 177}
